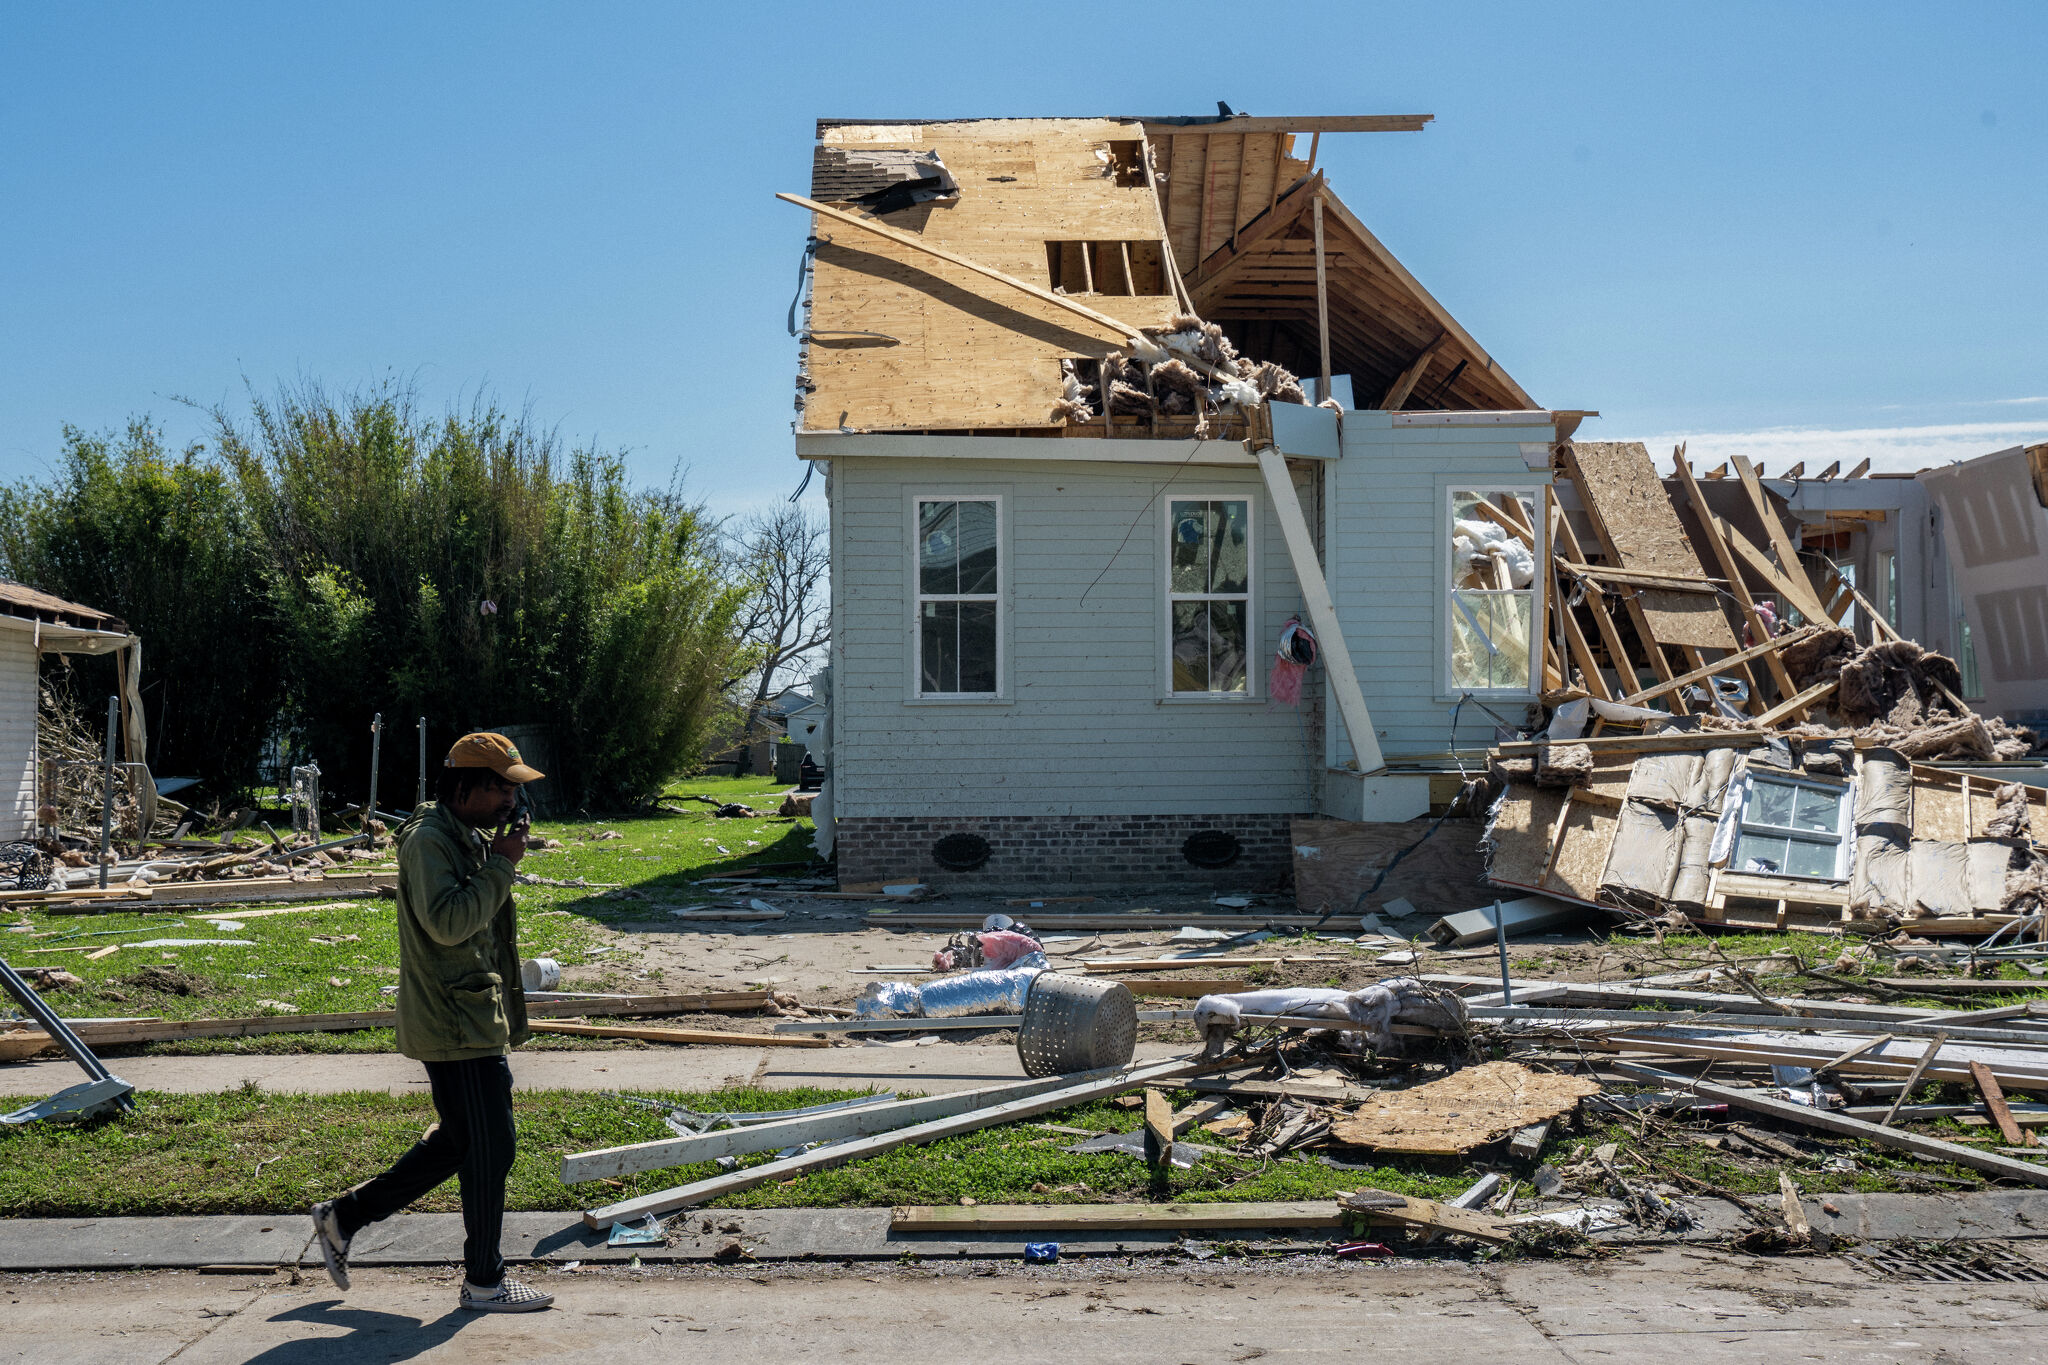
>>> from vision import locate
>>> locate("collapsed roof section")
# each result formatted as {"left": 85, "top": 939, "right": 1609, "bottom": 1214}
{"left": 795, "top": 115, "right": 1535, "bottom": 434}
{"left": 1479, "top": 439, "right": 2045, "bottom": 937}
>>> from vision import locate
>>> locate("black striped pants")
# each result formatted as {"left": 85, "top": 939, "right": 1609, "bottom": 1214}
{"left": 332, "top": 1054, "right": 516, "bottom": 1288}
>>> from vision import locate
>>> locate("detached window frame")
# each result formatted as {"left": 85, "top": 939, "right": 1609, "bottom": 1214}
{"left": 1444, "top": 486, "right": 1545, "bottom": 697}
{"left": 1164, "top": 493, "right": 1255, "bottom": 698}
{"left": 911, "top": 495, "right": 1004, "bottom": 699}
{"left": 1730, "top": 771, "right": 1855, "bottom": 882}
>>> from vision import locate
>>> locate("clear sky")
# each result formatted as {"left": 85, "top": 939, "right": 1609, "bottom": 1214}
{"left": 4, "top": 2, "right": 2043, "bottom": 517}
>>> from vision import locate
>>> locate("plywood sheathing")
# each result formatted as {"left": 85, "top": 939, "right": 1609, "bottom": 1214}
{"left": 1290, "top": 816, "right": 1490, "bottom": 919}
{"left": 1329, "top": 1061, "right": 1601, "bottom": 1155}
{"left": 802, "top": 119, "right": 1184, "bottom": 432}
{"left": 1557, "top": 442, "right": 1738, "bottom": 651}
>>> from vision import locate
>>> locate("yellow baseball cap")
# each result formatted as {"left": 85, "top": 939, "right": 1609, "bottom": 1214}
{"left": 445, "top": 732, "right": 544, "bottom": 783}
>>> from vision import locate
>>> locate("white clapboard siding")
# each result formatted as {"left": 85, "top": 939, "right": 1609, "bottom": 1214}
{"left": 828, "top": 456, "right": 1320, "bottom": 819}
{"left": 0, "top": 631, "right": 38, "bottom": 842}
{"left": 1326, "top": 413, "right": 1555, "bottom": 766}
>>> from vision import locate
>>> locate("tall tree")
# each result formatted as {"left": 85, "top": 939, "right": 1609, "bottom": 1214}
{"left": 727, "top": 504, "right": 830, "bottom": 769}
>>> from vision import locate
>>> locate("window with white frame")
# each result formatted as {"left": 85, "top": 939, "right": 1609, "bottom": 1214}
{"left": 1735, "top": 774, "right": 1852, "bottom": 881}
{"left": 915, "top": 498, "right": 999, "bottom": 696}
{"left": 1167, "top": 497, "right": 1251, "bottom": 694}
{"left": 1448, "top": 489, "right": 1540, "bottom": 692}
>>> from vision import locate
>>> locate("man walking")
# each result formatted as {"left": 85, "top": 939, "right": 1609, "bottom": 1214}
{"left": 310, "top": 732, "right": 554, "bottom": 1312}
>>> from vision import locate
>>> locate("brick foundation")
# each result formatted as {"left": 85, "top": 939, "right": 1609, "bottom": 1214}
{"left": 833, "top": 812, "right": 1299, "bottom": 893}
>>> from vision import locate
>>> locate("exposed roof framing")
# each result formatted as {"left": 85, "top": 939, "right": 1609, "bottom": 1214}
{"left": 794, "top": 114, "right": 1535, "bottom": 433}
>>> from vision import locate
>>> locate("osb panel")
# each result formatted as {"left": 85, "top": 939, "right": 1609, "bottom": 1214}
{"left": 804, "top": 119, "right": 1185, "bottom": 432}
{"left": 1559, "top": 442, "right": 1737, "bottom": 650}
{"left": 1485, "top": 788, "right": 1568, "bottom": 890}
{"left": 1912, "top": 782, "right": 1963, "bottom": 843}
{"left": 1585, "top": 762, "right": 1635, "bottom": 802}
{"left": 1911, "top": 774, "right": 2048, "bottom": 845}
{"left": 1291, "top": 817, "right": 1490, "bottom": 920}
{"left": 1543, "top": 799, "right": 1615, "bottom": 902}
{"left": 1330, "top": 1062, "right": 1601, "bottom": 1155}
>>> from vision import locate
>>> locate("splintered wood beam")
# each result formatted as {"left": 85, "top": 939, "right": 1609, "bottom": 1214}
{"left": 1138, "top": 133, "right": 1197, "bottom": 313}
{"left": 1550, "top": 498, "right": 1645, "bottom": 696}
{"left": 1550, "top": 516, "right": 1613, "bottom": 700}
{"left": 1380, "top": 333, "right": 1448, "bottom": 410}
{"left": 583, "top": 1056, "right": 1203, "bottom": 1227}
{"left": 1847, "top": 458, "right": 1871, "bottom": 478}
{"left": 1139, "top": 115, "right": 1434, "bottom": 136}
{"left": 1713, "top": 512, "right": 1833, "bottom": 626}
{"left": 1619, "top": 625, "right": 1819, "bottom": 707}
{"left": 1254, "top": 444, "right": 1386, "bottom": 773}
{"left": 1754, "top": 678, "right": 1838, "bottom": 728}
{"left": 1672, "top": 448, "right": 1800, "bottom": 711}
{"left": 778, "top": 194, "right": 1142, "bottom": 348}
{"left": 1732, "top": 455, "right": 1831, "bottom": 621}
{"left": 1612, "top": 1062, "right": 2048, "bottom": 1189}
{"left": 1312, "top": 194, "right": 1331, "bottom": 402}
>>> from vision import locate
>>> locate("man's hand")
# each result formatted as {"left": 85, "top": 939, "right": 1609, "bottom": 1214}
{"left": 490, "top": 816, "right": 530, "bottom": 866}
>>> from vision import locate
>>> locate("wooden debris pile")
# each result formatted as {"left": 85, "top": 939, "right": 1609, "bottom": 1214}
{"left": 1481, "top": 440, "right": 2045, "bottom": 937}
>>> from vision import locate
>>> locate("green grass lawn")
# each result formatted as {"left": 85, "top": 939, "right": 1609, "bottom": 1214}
{"left": 0, "top": 1078, "right": 2007, "bottom": 1220}
{"left": 0, "top": 1084, "right": 1475, "bottom": 1218}
{"left": 3, "top": 774, "right": 816, "bottom": 1054}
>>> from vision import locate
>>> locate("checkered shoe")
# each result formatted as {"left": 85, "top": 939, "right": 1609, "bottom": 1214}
{"left": 308, "top": 1202, "right": 351, "bottom": 1291}
{"left": 460, "top": 1278, "right": 555, "bottom": 1312}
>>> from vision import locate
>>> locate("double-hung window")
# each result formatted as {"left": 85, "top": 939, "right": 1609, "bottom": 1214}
{"left": 1167, "top": 497, "right": 1251, "bottom": 694}
{"left": 915, "top": 498, "right": 1000, "bottom": 696}
{"left": 1448, "top": 488, "right": 1541, "bottom": 693}
{"left": 1734, "top": 774, "right": 1852, "bottom": 881}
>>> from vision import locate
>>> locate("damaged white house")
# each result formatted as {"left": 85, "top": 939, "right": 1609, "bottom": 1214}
{"left": 784, "top": 111, "right": 2047, "bottom": 924}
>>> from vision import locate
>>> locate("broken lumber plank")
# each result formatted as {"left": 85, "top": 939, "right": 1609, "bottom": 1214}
{"left": 771, "top": 1009, "right": 1182, "bottom": 1034}
{"left": 1492, "top": 731, "right": 1763, "bottom": 758}
{"left": 1813, "top": 1033, "right": 1895, "bottom": 1075}
{"left": 1254, "top": 443, "right": 1385, "bottom": 772}
{"left": 0, "top": 991, "right": 777, "bottom": 1056}
{"left": 1144, "top": 1089, "right": 1175, "bottom": 1167}
{"left": 1337, "top": 1188, "right": 1514, "bottom": 1243}
{"left": 1594, "top": 1026, "right": 2048, "bottom": 1087}
{"left": 1882, "top": 1031, "right": 1951, "bottom": 1126}
{"left": 527, "top": 1021, "right": 825, "bottom": 1048}
{"left": 1729, "top": 456, "right": 1833, "bottom": 623}
{"left": 1615, "top": 1061, "right": 2048, "bottom": 1188}
{"left": 581, "top": 1055, "right": 1203, "bottom": 1227}
{"left": 1970, "top": 1061, "right": 2037, "bottom": 1147}
{"left": 1508, "top": 1120, "right": 1551, "bottom": 1163}
{"left": 870, "top": 912, "right": 1366, "bottom": 931}
{"left": 888, "top": 1202, "right": 1343, "bottom": 1234}
{"left": 1111, "top": 979, "right": 1254, "bottom": 997}
{"left": 562, "top": 1072, "right": 1114, "bottom": 1183}
{"left": 1779, "top": 1172, "right": 1812, "bottom": 1242}
{"left": 1617, "top": 625, "right": 1819, "bottom": 708}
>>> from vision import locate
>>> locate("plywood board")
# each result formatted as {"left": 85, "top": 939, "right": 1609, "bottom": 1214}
{"left": 1290, "top": 816, "right": 1490, "bottom": 919}
{"left": 1484, "top": 788, "right": 1569, "bottom": 891}
{"left": 803, "top": 119, "right": 1184, "bottom": 432}
{"left": 1544, "top": 799, "right": 1617, "bottom": 902}
{"left": 1329, "top": 1061, "right": 1601, "bottom": 1155}
{"left": 1558, "top": 442, "right": 1737, "bottom": 650}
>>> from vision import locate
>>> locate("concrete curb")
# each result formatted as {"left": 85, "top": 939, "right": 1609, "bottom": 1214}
{"left": 4, "top": 1189, "right": 2046, "bottom": 1272}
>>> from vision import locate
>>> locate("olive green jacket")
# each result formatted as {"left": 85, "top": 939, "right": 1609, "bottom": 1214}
{"left": 393, "top": 801, "right": 530, "bottom": 1062}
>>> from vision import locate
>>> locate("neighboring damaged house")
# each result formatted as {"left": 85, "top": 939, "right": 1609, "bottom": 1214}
{"left": 0, "top": 581, "right": 147, "bottom": 845}
{"left": 788, "top": 112, "right": 1577, "bottom": 890}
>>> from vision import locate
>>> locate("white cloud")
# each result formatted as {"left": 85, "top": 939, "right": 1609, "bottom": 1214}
{"left": 1635, "top": 420, "right": 2048, "bottom": 476}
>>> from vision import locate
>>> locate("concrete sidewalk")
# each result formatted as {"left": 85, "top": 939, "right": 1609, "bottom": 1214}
{"left": 6, "top": 1189, "right": 2048, "bottom": 1272}
{"left": 8, "top": 1246, "right": 2048, "bottom": 1365}
{"left": 0, "top": 1040, "right": 1189, "bottom": 1097}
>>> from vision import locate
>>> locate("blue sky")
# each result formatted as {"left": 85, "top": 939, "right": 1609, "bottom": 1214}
{"left": 4, "top": 3, "right": 2043, "bottom": 515}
